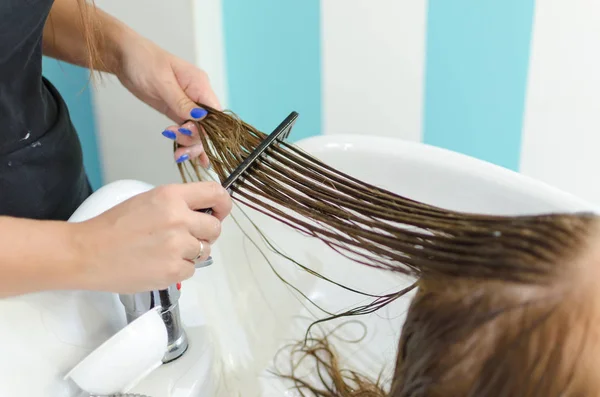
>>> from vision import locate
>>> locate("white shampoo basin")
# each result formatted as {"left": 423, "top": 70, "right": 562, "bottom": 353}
{"left": 200, "top": 134, "right": 597, "bottom": 395}
{"left": 0, "top": 180, "right": 216, "bottom": 397}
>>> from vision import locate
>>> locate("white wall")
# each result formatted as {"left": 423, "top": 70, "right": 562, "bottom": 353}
{"left": 91, "top": 0, "right": 600, "bottom": 208}
{"left": 192, "top": 0, "right": 228, "bottom": 108}
{"left": 520, "top": 0, "right": 600, "bottom": 205}
{"left": 321, "top": 0, "right": 427, "bottom": 141}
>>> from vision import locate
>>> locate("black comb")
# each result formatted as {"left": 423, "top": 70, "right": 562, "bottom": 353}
{"left": 199, "top": 111, "right": 299, "bottom": 215}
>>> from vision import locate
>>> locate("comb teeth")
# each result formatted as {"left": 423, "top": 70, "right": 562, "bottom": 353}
{"left": 197, "top": 111, "right": 298, "bottom": 214}
{"left": 220, "top": 111, "right": 299, "bottom": 191}
{"left": 280, "top": 123, "right": 292, "bottom": 140}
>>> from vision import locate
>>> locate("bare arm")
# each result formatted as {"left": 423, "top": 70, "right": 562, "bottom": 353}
{"left": 42, "top": 0, "right": 221, "bottom": 166}
{"left": 42, "top": 0, "right": 135, "bottom": 73}
{"left": 0, "top": 183, "right": 232, "bottom": 298}
{"left": 0, "top": 217, "right": 83, "bottom": 298}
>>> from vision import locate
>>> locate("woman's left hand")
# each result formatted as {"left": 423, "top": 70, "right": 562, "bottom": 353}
{"left": 115, "top": 33, "right": 219, "bottom": 168}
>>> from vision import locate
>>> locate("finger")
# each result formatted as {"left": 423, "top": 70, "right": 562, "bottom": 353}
{"left": 182, "top": 68, "right": 222, "bottom": 110}
{"left": 161, "top": 122, "right": 201, "bottom": 146}
{"left": 166, "top": 235, "right": 199, "bottom": 283}
{"left": 182, "top": 235, "right": 212, "bottom": 262}
{"left": 163, "top": 79, "right": 210, "bottom": 122}
{"left": 175, "top": 143, "right": 205, "bottom": 164}
{"left": 176, "top": 181, "right": 232, "bottom": 220}
{"left": 176, "top": 121, "right": 201, "bottom": 141}
{"left": 175, "top": 260, "right": 196, "bottom": 282}
{"left": 193, "top": 241, "right": 212, "bottom": 263}
{"left": 188, "top": 85, "right": 221, "bottom": 112}
{"left": 198, "top": 123, "right": 208, "bottom": 137}
{"left": 194, "top": 124, "right": 211, "bottom": 168}
{"left": 186, "top": 212, "right": 221, "bottom": 243}
{"left": 189, "top": 156, "right": 210, "bottom": 171}
{"left": 197, "top": 151, "right": 210, "bottom": 169}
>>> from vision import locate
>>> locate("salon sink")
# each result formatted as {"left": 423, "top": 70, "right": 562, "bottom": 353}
{"left": 0, "top": 180, "right": 218, "bottom": 397}
{"left": 0, "top": 283, "right": 216, "bottom": 397}
{"left": 0, "top": 134, "right": 596, "bottom": 396}
{"left": 195, "top": 134, "right": 598, "bottom": 395}
{"left": 0, "top": 273, "right": 216, "bottom": 397}
{"left": 0, "top": 264, "right": 214, "bottom": 397}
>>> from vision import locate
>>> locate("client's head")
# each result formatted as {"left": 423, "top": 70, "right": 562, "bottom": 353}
{"left": 391, "top": 213, "right": 600, "bottom": 397}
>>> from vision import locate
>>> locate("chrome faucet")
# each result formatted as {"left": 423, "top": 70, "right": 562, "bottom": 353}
{"left": 118, "top": 256, "right": 214, "bottom": 363}
{"left": 66, "top": 179, "right": 217, "bottom": 363}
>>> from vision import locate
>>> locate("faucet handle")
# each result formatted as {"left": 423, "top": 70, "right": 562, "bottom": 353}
{"left": 195, "top": 255, "right": 214, "bottom": 268}
{"left": 118, "top": 283, "right": 189, "bottom": 363}
{"left": 118, "top": 283, "right": 180, "bottom": 321}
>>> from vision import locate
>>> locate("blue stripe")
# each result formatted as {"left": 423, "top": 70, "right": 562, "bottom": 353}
{"left": 221, "top": 0, "right": 321, "bottom": 141}
{"left": 42, "top": 59, "right": 104, "bottom": 190}
{"left": 423, "top": 1, "right": 535, "bottom": 171}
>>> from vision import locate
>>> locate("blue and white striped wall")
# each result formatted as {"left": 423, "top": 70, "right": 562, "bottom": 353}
{"left": 43, "top": 0, "right": 600, "bottom": 205}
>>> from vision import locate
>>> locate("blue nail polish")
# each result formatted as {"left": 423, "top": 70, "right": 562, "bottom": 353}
{"left": 161, "top": 130, "right": 176, "bottom": 140}
{"left": 176, "top": 154, "right": 190, "bottom": 163}
{"left": 178, "top": 128, "right": 193, "bottom": 136}
{"left": 190, "top": 108, "right": 208, "bottom": 119}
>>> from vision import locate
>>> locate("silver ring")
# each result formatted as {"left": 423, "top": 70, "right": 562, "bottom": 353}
{"left": 194, "top": 240, "right": 205, "bottom": 261}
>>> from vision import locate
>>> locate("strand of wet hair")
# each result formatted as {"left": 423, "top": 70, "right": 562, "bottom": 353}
{"left": 180, "top": 106, "right": 596, "bottom": 286}
{"left": 269, "top": 321, "right": 389, "bottom": 397}
{"left": 179, "top": 160, "right": 402, "bottom": 395}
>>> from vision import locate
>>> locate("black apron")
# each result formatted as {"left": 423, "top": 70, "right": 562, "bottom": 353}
{"left": 0, "top": 0, "right": 92, "bottom": 220}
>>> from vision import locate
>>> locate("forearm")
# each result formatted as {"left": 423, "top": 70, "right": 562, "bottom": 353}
{"left": 0, "top": 217, "right": 84, "bottom": 298}
{"left": 42, "top": 0, "right": 135, "bottom": 73}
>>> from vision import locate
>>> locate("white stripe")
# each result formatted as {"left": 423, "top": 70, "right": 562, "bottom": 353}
{"left": 520, "top": 0, "right": 600, "bottom": 205}
{"left": 192, "top": 0, "right": 229, "bottom": 108}
{"left": 320, "top": 0, "right": 427, "bottom": 141}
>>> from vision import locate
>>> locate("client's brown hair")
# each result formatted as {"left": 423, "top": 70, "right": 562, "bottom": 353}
{"left": 177, "top": 106, "right": 600, "bottom": 396}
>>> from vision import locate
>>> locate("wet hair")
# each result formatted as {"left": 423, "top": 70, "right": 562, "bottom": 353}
{"left": 177, "top": 106, "right": 600, "bottom": 396}
{"left": 45, "top": 0, "right": 105, "bottom": 75}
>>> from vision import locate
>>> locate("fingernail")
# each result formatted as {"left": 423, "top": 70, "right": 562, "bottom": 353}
{"left": 190, "top": 108, "right": 208, "bottom": 119}
{"left": 161, "top": 130, "right": 176, "bottom": 140}
{"left": 176, "top": 154, "right": 190, "bottom": 163}
{"left": 178, "top": 127, "right": 193, "bottom": 136}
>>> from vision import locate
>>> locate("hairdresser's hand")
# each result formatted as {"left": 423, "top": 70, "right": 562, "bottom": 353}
{"left": 71, "top": 182, "right": 232, "bottom": 293}
{"left": 115, "top": 31, "right": 218, "bottom": 167}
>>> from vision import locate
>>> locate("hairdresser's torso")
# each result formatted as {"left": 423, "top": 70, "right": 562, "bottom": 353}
{"left": 0, "top": 0, "right": 91, "bottom": 221}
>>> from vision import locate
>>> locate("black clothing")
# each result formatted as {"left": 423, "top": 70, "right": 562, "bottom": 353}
{"left": 0, "top": 0, "right": 92, "bottom": 220}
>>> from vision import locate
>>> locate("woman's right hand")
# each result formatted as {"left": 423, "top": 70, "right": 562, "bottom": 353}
{"left": 71, "top": 181, "right": 232, "bottom": 293}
